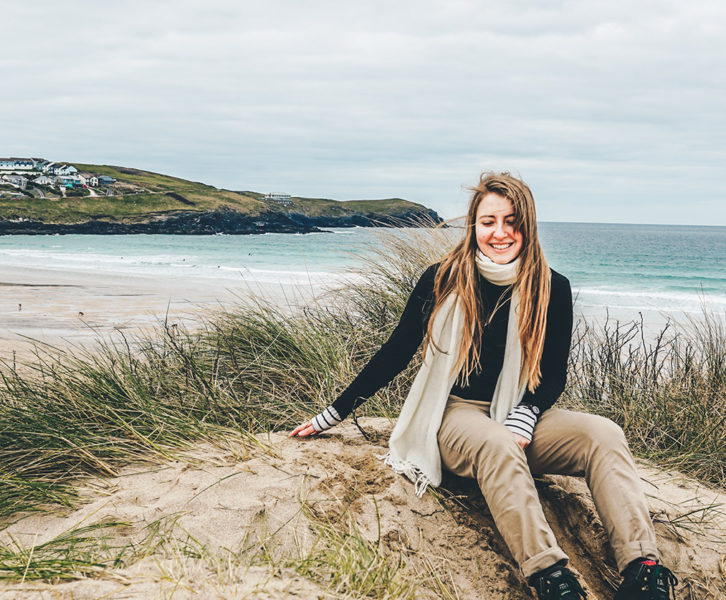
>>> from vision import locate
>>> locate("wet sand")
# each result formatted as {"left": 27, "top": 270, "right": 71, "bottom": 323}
{"left": 0, "top": 264, "right": 321, "bottom": 365}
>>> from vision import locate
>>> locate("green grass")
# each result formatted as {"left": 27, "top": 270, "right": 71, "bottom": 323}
{"left": 0, "top": 521, "right": 128, "bottom": 582}
{"left": 285, "top": 196, "right": 436, "bottom": 218}
{"left": 562, "top": 313, "right": 726, "bottom": 483}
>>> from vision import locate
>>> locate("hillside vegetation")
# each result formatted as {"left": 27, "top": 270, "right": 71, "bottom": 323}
{"left": 0, "top": 164, "right": 437, "bottom": 226}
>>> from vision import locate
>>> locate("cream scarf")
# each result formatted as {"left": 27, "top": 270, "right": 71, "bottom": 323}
{"left": 381, "top": 251, "right": 526, "bottom": 497}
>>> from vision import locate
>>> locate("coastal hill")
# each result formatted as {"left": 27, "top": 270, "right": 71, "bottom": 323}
{"left": 0, "top": 162, "right": 442, "bottom": 234}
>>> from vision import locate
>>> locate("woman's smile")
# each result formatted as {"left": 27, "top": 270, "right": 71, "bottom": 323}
{"left": 475, "top": 192, "right": 523, "bottom": 264}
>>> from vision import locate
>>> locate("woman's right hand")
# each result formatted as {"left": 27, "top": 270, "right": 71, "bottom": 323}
{"left": 289, "top": 420, "right": 318, "bottom": 437}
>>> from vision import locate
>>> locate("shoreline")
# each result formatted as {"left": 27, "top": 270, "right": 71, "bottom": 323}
{"left": 0, "top": 262, "right": 718, "bottom": 363}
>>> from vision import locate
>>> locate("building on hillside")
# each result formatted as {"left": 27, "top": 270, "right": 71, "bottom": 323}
{"left": 98, "top": 176, "right": 116, "bottom": 186}
{"left": 53, "top": 164, "right": 78, "bottom": 176}
{"left": 264, "top": 192, "right": 292, "bottom": 205}
{"left": 88, "top": 176, "right": 99, "bottom": 187}
{"left": 0, "top": 158, "right": 36, "bottom": 171}
{"left": 33, "top": 175, "right": 54, "bottom": 186}
{"left": 3, "top": 174, "right": 28, "bottom": 189}
{"left": 57, "top": 175, "right": 84, "bottom": 188}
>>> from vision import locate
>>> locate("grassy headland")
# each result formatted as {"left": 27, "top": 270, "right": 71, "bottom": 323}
{"left": 0, "top": 163, "right": 438, "bottom": 228}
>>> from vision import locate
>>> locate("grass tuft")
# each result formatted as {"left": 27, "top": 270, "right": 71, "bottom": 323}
{"left": 563, "top": 310, "right": 726, "bottom": 485}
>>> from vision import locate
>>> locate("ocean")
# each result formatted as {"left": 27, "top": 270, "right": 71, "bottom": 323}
{"left": 0, "top": 223, "right": 724, "bottom": 319}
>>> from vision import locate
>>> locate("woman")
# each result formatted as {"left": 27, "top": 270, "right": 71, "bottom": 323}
{"left": 290, "top": 172, "right": 677, "bottom": 600}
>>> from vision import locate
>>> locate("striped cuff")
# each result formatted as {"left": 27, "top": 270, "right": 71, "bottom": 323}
{"left": 503, "top": 404, "right": 539, "bottom": 442}
{"left": 311, "top": 405, "right": 343, "bottom": 433}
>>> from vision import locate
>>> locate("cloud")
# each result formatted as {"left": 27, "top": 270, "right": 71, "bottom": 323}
{"left": 2, "top": 0, "right": 724, "bottom": 223}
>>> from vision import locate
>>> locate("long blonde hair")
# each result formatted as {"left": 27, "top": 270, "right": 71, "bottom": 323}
{"left": 424, "top": 172, "right": 551, "bottom": 391}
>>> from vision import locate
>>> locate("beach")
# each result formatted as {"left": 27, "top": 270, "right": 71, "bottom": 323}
{"left": 2, "top": 420, "right": 725, "bottom": 599}
{"left": 0, "top": 262, "right": 323, "bottom": 366}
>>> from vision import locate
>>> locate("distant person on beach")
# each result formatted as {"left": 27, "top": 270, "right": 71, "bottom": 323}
{"left": 291, "top": 172, "right": 677, "bottom": 600}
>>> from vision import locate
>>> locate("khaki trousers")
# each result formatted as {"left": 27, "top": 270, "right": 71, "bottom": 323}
{"left": 437, "top": 396, "right": 658, "bottom": 577}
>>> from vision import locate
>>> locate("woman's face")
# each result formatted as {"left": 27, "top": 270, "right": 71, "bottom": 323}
{"left": 475, "top": 193, "right": 523, "bottom": 264}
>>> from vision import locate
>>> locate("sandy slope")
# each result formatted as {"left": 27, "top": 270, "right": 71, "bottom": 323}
{"left": 1, "top": 419, "right": 724, "bottom": 599}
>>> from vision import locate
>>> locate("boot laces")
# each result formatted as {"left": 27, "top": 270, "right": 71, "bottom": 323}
{"left": 537, "top": 569, "right": 587, "bottom": 599}
{"left": 646, "top": 564, "right": 678, "bottom": 600}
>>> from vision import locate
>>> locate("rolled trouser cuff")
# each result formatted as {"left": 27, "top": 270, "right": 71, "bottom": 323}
{"left": 521, "top": 546, "right": 570, "bottom": 579}
{"left": 615, "top": 541, "right": 659, "bottom": 574}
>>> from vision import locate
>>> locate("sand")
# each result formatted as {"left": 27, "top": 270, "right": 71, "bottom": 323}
{"left": 0, "top": 419, "right": 724, "bottom": 599}
{"left": 0, "top": 263, "right": 321, "bottom": 365}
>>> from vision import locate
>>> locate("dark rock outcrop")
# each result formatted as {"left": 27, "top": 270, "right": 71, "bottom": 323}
{"left": 0, "top": 207, "right": 442, "bottom": 235}
{"left": 0, "top": 209, "right": 321, "bottom": 235}
{"left": 286, "top": 208, "right": 441, "bottom": 228}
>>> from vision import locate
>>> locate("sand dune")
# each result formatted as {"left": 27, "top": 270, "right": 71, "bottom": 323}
{"left": 2, "top": 419, "right": 724, "bottom": 599}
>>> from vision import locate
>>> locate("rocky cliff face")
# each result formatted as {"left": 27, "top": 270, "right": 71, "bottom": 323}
{"left": 0, "top": 207, "right": 441, "bottom": 235}
{"left": 286, "top": 208, "right": 442, "bottom": 228}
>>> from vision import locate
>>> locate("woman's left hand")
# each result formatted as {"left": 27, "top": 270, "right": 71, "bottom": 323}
{"left": 512, "top": 433, "right": 530, "bottom": 450}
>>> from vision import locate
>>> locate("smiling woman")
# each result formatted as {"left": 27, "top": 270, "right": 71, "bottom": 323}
{"left": 475, "top": 192, "right": 524, "bottom": 264}
{"left": 291, "top": 171, "right": 679, "bottom": 600}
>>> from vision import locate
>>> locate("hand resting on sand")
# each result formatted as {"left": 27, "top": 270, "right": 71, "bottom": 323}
{"left": 289, "top": 420, "right": 317, "bottom": 437}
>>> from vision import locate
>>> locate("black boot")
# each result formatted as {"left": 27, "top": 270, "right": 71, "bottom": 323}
{"left": 613, "top": 559, "right": 678, "bottom": 600}
{"left": 530, "top": 562, "right": 587, "bottom": 599}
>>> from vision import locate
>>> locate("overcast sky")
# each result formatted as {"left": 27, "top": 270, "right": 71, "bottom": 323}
{"left": 2, "top": 1, "right": 724, "bottom": 224}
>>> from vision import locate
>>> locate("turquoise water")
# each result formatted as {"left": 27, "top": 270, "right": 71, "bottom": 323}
{"left": 0, "top": 224, "right": 724, "bottom": 314}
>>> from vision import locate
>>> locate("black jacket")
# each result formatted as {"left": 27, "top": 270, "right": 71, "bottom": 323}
{"left": 332, "top": 263, "right": 573, "bottom": 420}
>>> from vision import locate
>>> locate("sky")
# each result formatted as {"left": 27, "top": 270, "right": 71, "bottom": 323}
{"left": 2, "top": 0, "right": 724, "bottom": 225}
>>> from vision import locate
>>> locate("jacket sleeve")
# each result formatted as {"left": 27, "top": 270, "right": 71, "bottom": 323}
{"left": 520, "top": 272, "right": 573, "bottom": 414}
{"left": 332, "top": 264, "right": 437, "bottom": 419}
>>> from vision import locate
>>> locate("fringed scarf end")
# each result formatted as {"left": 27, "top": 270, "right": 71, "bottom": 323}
{"left": 378, "top": 451, "right": 433, "bottom": 498}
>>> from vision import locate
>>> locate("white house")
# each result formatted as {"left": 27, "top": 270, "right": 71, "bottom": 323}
{"left": 0, "top": 158, "right": 35, "bottom": 171}
{"left": 4, "top": 174, "right": 28, "bottom": 189}
{"left": 33, "top": 175, "right": 54, "bottom": 186}
{"left": 88, "top": 176, "right": 99, "bottom": 187}
{"left": 264, "top": 192, "right": 292, "bottom": 205}
{"left": 53, "top": 164, "right": 78, "bottom": 176}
